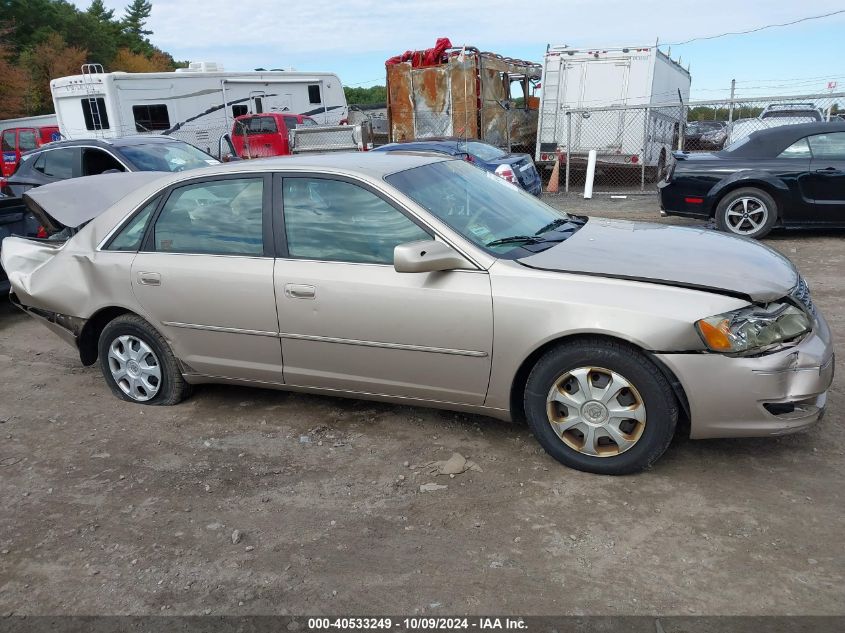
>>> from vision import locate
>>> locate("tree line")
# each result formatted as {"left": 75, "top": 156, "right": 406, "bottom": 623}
{"left": 0, "top": 0, "right": 184, "bottom": 119}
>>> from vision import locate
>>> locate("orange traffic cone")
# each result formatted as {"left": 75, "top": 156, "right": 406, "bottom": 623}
{"left": 546, "top": 150, "right": 560, "bottom": 193}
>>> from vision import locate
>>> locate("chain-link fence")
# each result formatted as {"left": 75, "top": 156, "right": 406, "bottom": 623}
{"left": 542, "top": 91, "right": 845, "bottom": 195}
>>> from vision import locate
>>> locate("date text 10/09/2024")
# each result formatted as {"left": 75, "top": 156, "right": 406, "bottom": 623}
{"left": 307, "top": 618, "right": 528, "bottom": 630}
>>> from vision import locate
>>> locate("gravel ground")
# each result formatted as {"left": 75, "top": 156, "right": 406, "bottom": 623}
{"left": 0, "top": 195, "right": 843, "bottom": 616}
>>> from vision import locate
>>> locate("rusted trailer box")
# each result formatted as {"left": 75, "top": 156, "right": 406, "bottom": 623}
{"left": 386, "top": 43, "right": 541, "bottom": 152}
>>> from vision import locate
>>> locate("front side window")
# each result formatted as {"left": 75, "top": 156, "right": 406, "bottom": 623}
{"left": 82, "top": 148, "right": 125, "bottom": 175}
{"left": 106, "top": 196, "right": 160, "bottom": 251}
{"left": 778, "top": 138, "right": 811, "bottom": 159}
{"left": 282, "top": 177, "right": 430, "bottom": 264}
{"left": 81, "top": 97, "right": 110, "bottom": 130}
{"left": 132, "top": 104, "right": 171, "bottom": 132}
{"left": 152, "top": 178, "right": 264, "bottom": 256}
{"left": 34, "top": 149, "right": 75, "bottom": 179}
{"left": 308, "top": 85, "right": 321, "bottom": 104}
{"left": 807, "top": 132, "right": 845, "bottom": 160}
{"left": 18, "top": 130, "right": 37, "bottom": 151}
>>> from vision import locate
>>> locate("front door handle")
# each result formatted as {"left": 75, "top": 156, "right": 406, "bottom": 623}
{"left": 137, "top": 271, "right": 161, "bottom": 286}
{"left": 815, "top": 166, "right": 840, "bottom": 174}
{"left": 284, "top": 283, "right": 316, "bottom": 299}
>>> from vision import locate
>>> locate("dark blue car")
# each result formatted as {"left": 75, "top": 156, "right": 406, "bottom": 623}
{"left": 373, "top": 138, "right": 542, "bottom": 196}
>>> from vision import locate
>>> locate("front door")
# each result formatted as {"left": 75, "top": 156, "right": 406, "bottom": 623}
{"left": 273, "top": 175, "right": 493, "bottom": 405}
{"left": 131, "top": 174, "right": 282, "bottom": 383}
{"left": 806, "top": 131, "right": 845, "bottom": 222}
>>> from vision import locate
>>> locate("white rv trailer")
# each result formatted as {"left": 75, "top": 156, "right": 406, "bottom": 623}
{"left": 50, "top": 62, "right": 348, "bottom": 157}
{"left": 536, "top": 45, "right": 691, "bottom": 176}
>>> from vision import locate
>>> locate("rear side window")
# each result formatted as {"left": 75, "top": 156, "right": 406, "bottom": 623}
{"left": 33, "top": 149, "right": 75, "bottom": 179}
{"left": 308, "top": 85, "right": 321, "bottom": 104}
{"left": 18, "top": 130, "right": 37, "bottom": 151}
{"left": 808, "top": 133, "right": 845, "bottom": 160}
{"left": 132, "top": 104, "right": 171, "bottom": 132}
{"left": 778, "top": 138, "right": 811, "bottom": 159}
{"left": 1, "top": 131, "right": 14, "bottom": 152}
{"left": 81, "top": 97, "right": 110, "bottom": 130}
{"left": 152, "top": 178, "right": 264, "bottom": 256}
{"left": 105, "top": 196, "right": 160, "bottom": 251}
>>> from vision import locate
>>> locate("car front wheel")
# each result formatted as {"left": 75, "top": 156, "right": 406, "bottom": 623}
{"left": 523, "top": 338, "right": 678, "bottom": 475}
{"left": 98, "top": 314, "right": 191, "bottom": 405}
{"left": 715, "top": 187, "right": 777, "bottom": 239}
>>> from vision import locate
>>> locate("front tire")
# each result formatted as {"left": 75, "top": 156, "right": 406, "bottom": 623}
{"left": 523, "top": 338, "right": 678, "bottom": 475}
{"left": 715, "top": 187, "right": 777, "bottom": 239}
{"left": 98, "top": 314, "right": 191, "bottom": 405}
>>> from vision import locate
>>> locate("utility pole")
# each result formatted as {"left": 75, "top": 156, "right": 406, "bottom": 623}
{"left": 728, "top": 79, "right": 736, "bottom": 123}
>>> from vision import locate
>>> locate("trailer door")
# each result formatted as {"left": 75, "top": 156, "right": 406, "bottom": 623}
{"left": 572, "top": 60, "right": 631, "bottom": 152}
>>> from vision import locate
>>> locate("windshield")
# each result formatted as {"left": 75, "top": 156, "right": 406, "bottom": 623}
{"left": 119, "top": 141, "right": 219, "bottom": 172}
{"left": 385, "top": 160, "right": 584, "bottom": 258}
{"left": 688, "top": 121, "right": 724, "bottom": 132}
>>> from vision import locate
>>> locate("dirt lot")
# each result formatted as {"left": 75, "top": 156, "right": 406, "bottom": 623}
{"left": 1, "top": 195, "right": 843, "bottom": 616}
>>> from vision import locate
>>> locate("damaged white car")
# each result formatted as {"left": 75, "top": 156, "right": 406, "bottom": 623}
{"left": 0, "top": 154, "right": 834, "bottom": 475}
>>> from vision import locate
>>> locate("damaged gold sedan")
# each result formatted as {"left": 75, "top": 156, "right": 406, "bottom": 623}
{"left": 1, "top": 153, "right": 834, "bottom": 474}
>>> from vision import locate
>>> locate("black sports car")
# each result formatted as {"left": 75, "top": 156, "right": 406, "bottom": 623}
{"left": 659, "top": 122, "right": 845, "bottom": 239}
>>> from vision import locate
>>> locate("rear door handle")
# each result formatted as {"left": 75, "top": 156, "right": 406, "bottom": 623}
{"left": 284, "top": 283, "right": 316, "bottom": 299}
{"left": 137, "top": 271, "right": 161, "bottom": 286}
{"left": 815, "top": 166, "right": 840, "bottom": 173}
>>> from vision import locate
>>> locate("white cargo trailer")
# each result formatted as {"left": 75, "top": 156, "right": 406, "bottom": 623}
{"left": 50, "top": 62, "right": 348, "bottom": 157}
{"left": 536, "top": 45, "right": 690, "bottom": 176}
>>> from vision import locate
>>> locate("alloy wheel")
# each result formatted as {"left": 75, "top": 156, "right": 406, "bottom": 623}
{"left": 725, "top": 196, "right": 768, "bottom": 235}
{"left": 107, "top": 335, "right": 161, "bottom": 402}
{"left": 546, "top": 366, "right": 646, "bottom": 457}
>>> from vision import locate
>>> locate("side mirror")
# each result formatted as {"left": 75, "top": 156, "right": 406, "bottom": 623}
{"left": 394, "top": 239, "right": 474, "bottom": 273}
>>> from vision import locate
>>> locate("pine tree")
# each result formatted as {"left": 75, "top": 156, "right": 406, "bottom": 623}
{"left": 123, "top": 0, "right": 153, "bottom": 38}
{"left": 87, "top": 0, "right": 115, "bottom": 22}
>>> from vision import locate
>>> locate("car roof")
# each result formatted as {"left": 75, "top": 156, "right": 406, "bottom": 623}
{"left": 23, "top": 135, "right": 189, "bottom": 155}
{"left": 725, "top": 121, "right": 845, "bottom": 157}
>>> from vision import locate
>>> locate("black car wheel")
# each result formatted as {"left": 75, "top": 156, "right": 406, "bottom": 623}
{"left": 523, "top": 338, "right": 678, "bottom": 475}
{"left": 715, "top": 187, "right": 777, "bottom": 239}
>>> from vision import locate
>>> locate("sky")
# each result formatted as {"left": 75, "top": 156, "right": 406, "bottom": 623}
{"left": 72, "top": 1, "right": 845, "bottom": 101}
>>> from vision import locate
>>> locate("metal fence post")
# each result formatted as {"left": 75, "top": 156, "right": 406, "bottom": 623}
{"left": 640, "top": 107, "right": 648, "bottom": 191}
{"left": 565, "top": 110, "right": 571, "bottom": 194}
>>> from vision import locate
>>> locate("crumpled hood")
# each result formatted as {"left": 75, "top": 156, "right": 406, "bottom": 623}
{"left": 518, "top": 218, "right": 798, "bottom": 302}
{"left": 23, "top": 171, "right": 166, "bottom": 230}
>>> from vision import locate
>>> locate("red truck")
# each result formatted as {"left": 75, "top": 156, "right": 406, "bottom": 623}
{"left": 2, "top": 126, "right": 61, "bottom": 181}
{"left": 224, "top": 113, "right": 372, "bottom": 160}
{"left": 230, "top": 113, "right": 318, "bottom": 158}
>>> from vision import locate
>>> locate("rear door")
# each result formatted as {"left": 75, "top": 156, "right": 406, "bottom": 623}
{"left": 572, "top": 59, "right": 631, "bottom": 152}
{"left": 806, "top": 131, "right": 845, "bottom": 222}
{"left": 130, "top": 174, "right": 282, "bottom": 383}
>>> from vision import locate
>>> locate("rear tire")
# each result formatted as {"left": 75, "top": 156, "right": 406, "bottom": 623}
{"left": 98, "top": 314, "right": 191, "bottom": 406}
{"left": 715, "top": 187, "right": 777, "bottom": 239}
{"left": 523, "top": 338, "right": 677, "bottom": 475}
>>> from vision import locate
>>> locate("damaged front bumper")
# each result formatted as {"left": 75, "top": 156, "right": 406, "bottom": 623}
{"left": 656, "top": 311, "right": 834, "bottom": 439}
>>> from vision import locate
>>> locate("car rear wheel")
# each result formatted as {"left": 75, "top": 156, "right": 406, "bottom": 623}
{"left": 715, "top": 187, "right": 777, "bottom": 239}
{"left": 98, "top": 314, "right": 191, "bottom": 406}
{"left": 523, "top": 338, "right": 678, "bottom": 475}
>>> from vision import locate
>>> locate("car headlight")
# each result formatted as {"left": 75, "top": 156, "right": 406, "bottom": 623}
{"left": 695, "top": 303, "right": 811, "bottom": 353}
